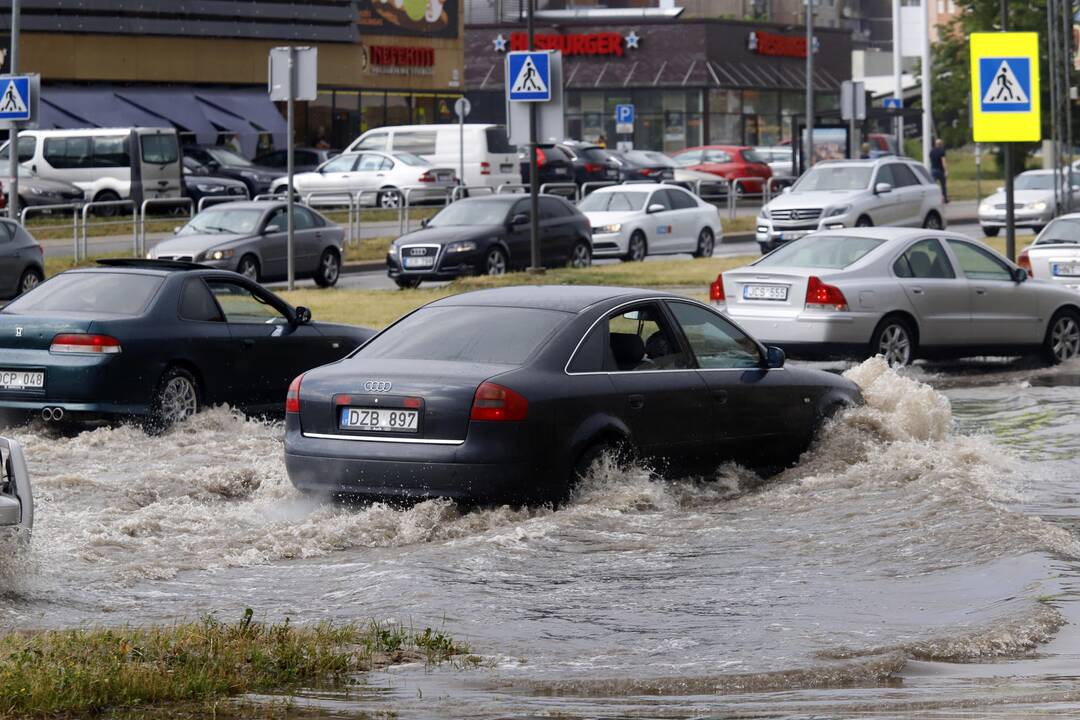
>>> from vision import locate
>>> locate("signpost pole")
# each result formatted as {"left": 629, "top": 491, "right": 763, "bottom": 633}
{"left": 1000, "top": 0, "right": 1015, "bottom": 261}
{"left": 527, "top": 0, "right": 542, "bottom": 274}
{"left": 459, "top": 112, "right": 464, "bottom": 188}
{"left": 805, "top": 0, "right": 814, "bottom": 170}
{"left": 286, "top": 45, "right": 296, "bottom": 290}
{"left": 892, "top": 0, "right": 903, "bottom": 153}
{"left": 8, "top": 0, "right": 19, "bottom": 222}
{"left": 921, "top": 0, "right": 932, "bottom": 168}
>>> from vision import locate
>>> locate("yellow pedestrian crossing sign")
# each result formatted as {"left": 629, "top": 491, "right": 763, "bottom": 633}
{"left": 970, "top": 33, "right": 1040, "bottom": 142}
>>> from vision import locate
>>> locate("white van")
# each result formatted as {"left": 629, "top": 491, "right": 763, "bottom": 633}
{"left": 0, "top": 127, "right": 183, "bottom": 205}
{"left": 344, "top": 124, "right": 520, "bottom": 188}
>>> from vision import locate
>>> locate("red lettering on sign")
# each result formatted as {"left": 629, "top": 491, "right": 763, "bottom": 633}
{"left": 507, "top": 31, "right": 625, "bottom": 57}
{"left": 748, "top": 31, "right": 807, "bottom": 59}
{"left": 369, "top": 45, "right": 435, "bottom": 67}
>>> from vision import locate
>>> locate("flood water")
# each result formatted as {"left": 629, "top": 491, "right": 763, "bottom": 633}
{"left": 3, "top": 357, "right": 1080, "bottom": 718}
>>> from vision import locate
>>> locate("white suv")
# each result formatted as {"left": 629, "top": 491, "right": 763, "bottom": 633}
{"left": 755, "top": 158, "right": 945, "bottom": 254}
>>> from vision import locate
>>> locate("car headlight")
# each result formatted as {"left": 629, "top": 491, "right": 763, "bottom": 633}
{"left": 200, "top": 249, "right": 236, "bottom": 261}
{"left": 824, "top": 205, "right": 851, "bottom": 218}
{"left": 195, "top": 183, "right": 223, "bottom": 193}
{"left": 240, "top": 171, "right": 259, "bottom": 180}
{"left": 594, "top": 224, "right": 622, "bottom": 234}
{"left": 29, "top": 187, "right": 44, "bottom": 195}
{"left": 979, "top": 202, "right": 994, "bottom": 213}
{"left": 445, "top": 240, "right": 478, "bottom": 254}
{"left": 146, "top": 252, "right": 154, "bottom": 259}
{"left": 1027, "top": 201, "right": 1048, "bottom": 211}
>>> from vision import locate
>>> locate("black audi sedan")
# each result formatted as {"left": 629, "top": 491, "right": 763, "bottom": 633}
{"left": 386, "top": 195, "right": 593, "bottom": 289}
{"left": 0, "top": 259, "right": 374, "bottom": 430}
{"left": 284, "top": 286, "right": 861, "bottom": 505}
{"left": 182, "top": 145, "right": 280, "bottom": 197}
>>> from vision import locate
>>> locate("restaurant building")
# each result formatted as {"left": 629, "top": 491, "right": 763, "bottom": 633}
{"left": 465, "top": 15, "right": 852, "bottom": 152}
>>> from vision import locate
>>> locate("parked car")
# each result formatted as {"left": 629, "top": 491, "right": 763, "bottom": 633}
{"left": 0, "top": 437, "right": 32, "bottom": 541}
{"left": 149, "top": 201, "right": 343, "bottom": 286}
{"left": 754, "top": 146, "right": 795, "bottom": 178}
{"left": 754, "top": 158, "right": 945, "bottom": 254}
{"left": 978, "top": 169, "right": 1080, "bottom": 236}
{"left": 712, "top": 227, "right": 1080, "bottom": 366}
{"left": 182, "top": 145, "right": 281, "bottom": 197}
{"left": 270, "top": 151, "right": 456, "bottom": 209}
{"left": 283, "top": 286, "right": 861, "bottom": 505}
{"left": 671, "top": 145, "right": 772, "bottom": 194}
{"left": 254, "top": 147, "right": 339, "bottom": 174}
{"left": 1019, "top": 213, "right": 1080, "bottom": 291}
{"left": 181, "top": 157, "right": 249, "bottom": 207}
{"left": 0, "top": 259, "right": 375, "bottom": 429}
{"left": 0, "top": 127, "right": 182, "bottom": 207}
{"left": 557, "top": 141, "right": 622, "bottom": 187}
{"left": 673, "top": 167, "right": 729, "bottom": 197}
{"left": 386, "top": 194, "right": 592, "bottom": 289}
{"left": 578, "top": 184, "right": 721, "bottom": 262}
{"left": 0, "top": 218, "right": 44, "bottom": 298}
{"left": 519, "top": 144, "right": 576, "bottom": 187}
{"left": 0, "top": 166, "right": 84, "bottom": 208}
{"left": 345, "top": 124, "right": 519, "bottom": 189}
{"left": 866, "top": 133, "right": 899, "bottom": 157}
{"left": 607, "top": 150, "right": 676, "bottom": 182}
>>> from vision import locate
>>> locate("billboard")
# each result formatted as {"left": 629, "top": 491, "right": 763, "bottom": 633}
{"left": 356, "top": 0, "right": 458, "bottom": 38}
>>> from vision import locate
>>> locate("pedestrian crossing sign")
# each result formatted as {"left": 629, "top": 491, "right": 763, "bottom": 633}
{"left": 0, "top": 76, "right": 31, "bottom": 122}
{"left": 970, "top": 33, "right": 1040, "bottom": 142}
{"left": 506, "top": 51, "right": 552, "bottom": 102}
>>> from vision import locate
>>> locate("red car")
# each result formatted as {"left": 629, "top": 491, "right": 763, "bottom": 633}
{"left": 671, "top": 145, "right": 772, "bottom": 194}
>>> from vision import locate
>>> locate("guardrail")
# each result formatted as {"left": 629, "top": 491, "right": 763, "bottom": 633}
{"left": 400, "top": 186, "right": 452, "bottom": 235}
{"left": 79, "top": 200, "right": 136, "bottom": 261}
{"left": 21, "top": 203, "right": 83, "bottom": 259}
{"left": 450, "top": 184, "right": 496, "bottom": 202}
{"left": 727, "top": 177, "right": 774, "bottom": 220}
{"left": 539, "top": 182, "right": 579, "bottom": 201}
{"left": 580, "top": 181, "right": 617, "bottom": 197}
{"left": 304, "top": 191, "right": 357, "bottom": 247}
{"left": 138, "top": 198, "right": 193, "bottom": 257}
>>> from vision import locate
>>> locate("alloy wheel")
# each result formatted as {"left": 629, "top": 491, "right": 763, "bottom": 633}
{"left": 239, "top": 258, "right": 259, "bottom": 281}
{"left": 486, "top": 249, "right": 507, "bottom": 275}
{"left": 697, "top": 229, "right": 714, "bottom": 257}
{"left": 1051, "top": 315, "right": 1080, "bottom": 362}
{"left": 923, "top": 213, "right": 943, "bottom": 229}
{"left": 628, "top": 235, "right": 646, "bottom": 262}
{"left": 878, "top": 324, "right": 912, "bottom": 367}
{"left": 159, "top": 376, "right": 198, "bottom": 426}
{"left": 569, "top": 243, "right": 591, "bottom": 268}
{"left": 19, "top": 272, "right": 40, "bottom": 294}
{"left": 321, "top": 251, "right": 340, "bottom": 285}
{"left": 379, "top": 191, "right": 402, "bottom": 209}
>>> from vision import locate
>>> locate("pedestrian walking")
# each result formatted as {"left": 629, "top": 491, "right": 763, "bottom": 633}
{"left": 929, "top": 138, "right": 948, "bottom": 203}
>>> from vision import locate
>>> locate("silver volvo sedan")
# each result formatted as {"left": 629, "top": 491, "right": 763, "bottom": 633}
{"left": 712, "top": 228, "right": 1080, "bottom": 366}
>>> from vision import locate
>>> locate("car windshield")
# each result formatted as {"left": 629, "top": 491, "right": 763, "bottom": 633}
{"left": 358, "top": 306, "right": 568, "bottom": 365}
{"left": 180, "top": 208, "right": 264, "bottom": 235}
{"left": 427, "top": 200, "right": 511, "bottom": 227}
{"left": 755, "top": 234, "right": 886, "bottom": 269}
{"left": 578, "top": 191, "right": 648, "bottom": 212}
{"left": 393, "top": 152, "right": 428, "bottom": 167}
{"left": 793, "top": 166, "right": 873, "bottom": 191}
{"left": 3, "top": 272, "right": 164, "bottom": 316}
{"left": 1036, "top": 218, "right": 1080, "bottom": 245}
{"left": 1014, "top": 174, "right": 1055, "bottom": 190}
{"left": 205, "top": 147, "right": 252, "bottom": 167}
{"left": 742, "top": 149, "right": 767, "bottom": 164}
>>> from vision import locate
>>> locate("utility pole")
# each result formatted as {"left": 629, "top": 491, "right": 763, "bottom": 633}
{"left": 526, "top": 0, "right": 542, "bottom": 274}
{"left": 805, "top": 0, "right": 814, "bottom": 171}
{"left": 1048, "top": 0, "right": 1059, "bottom": 211}
{"left": 1001, "top": 0, "right": 1016, "bottom": 261}
{"left": 921, "top": 0, "right": 932, "bottom": 167}
{"left": 7, "top": 0, "right": 19, "bottom": 222}
{"left": 286, "top": 46, "right": 296, "bottom": 290}
{"left": 892, "top": 0, "right": 903, "bottom": 152}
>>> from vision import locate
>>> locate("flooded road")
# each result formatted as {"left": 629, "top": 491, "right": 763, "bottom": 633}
{"left": 2, "top": 358, "right": 1080, "bottom": 718}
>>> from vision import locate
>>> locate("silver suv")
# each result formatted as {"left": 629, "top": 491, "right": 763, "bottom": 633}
{"left": 755, "top": 158, "right": 946, "bottom": 254}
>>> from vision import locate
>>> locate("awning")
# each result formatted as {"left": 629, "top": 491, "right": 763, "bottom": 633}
{"left": 41, "top": 87, "right": 172, "bottom": 128}
{"left": 114, "top": 88, "right": 218, "bottom": 144}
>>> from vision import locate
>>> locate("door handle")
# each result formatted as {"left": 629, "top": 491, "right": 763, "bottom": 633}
{"left": 628, "top": 394, "right": 645, "bottom": 410}
{"left": 911, "top": 287, "right": 924, "bottom": 295}
{"left": 242, "top": 338, "right": 255, "bottom": 350}
{"left": 975, "top": 287, "right": 987, "bottom": 295}
{"left": 712, "top": 390, "right": 728, "bottom": 405}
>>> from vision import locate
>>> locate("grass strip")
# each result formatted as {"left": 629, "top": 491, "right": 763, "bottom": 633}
{"left": 0, "top": 609, "right": 472, "bottom": 718}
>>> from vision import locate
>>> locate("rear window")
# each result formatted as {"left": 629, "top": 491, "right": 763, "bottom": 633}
{"left": 358, "top": 306, "right": 567, "bottom": 366}
{"left": 3, "top": 272, "right": 164, "bottom": 316}
{"left": 1037, "top": 218, "right": 1080, "bottom": 245}
{"left": 756, "top": 235, "right": 886, "bottom": 269}
{"left": 142, "top": 134, "right": 179, "bottom": 164}
{"left": 741, "top": 150, "right": 767, "bottom": 164}
{"left": 484, "top": 127, "right": 515, "bottom": 154}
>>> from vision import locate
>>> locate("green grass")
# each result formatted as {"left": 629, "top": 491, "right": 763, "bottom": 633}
{"left": 0, "top": 610, "right": 472, "bottom": 718}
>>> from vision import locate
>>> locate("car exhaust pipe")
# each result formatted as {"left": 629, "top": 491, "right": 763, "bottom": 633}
{"left": 41, "top": 408, "right": 52, "bottom": 421}
{"left": 52, "top": 407, "right": 64, "bottom": 421}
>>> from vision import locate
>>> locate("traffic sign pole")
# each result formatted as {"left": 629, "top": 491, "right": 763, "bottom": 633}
{"left": 8, "top": 0, "right": 19, "bottom": 223}
{"left": 526, "top": 0, "right": 542, "bottom": 275}
{"left": 1001, "top": 2, "right": 1015, "bottom": 262}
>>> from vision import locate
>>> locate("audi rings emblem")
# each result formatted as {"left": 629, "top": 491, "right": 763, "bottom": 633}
{"left": 409, "top": 248, "right": 427, "bottom": 256}
{"left": 364, "top": 380, "right": 392, "bottom": 392}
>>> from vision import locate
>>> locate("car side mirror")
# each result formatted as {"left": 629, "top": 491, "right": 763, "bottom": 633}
{"left": 173, "top": 226, "right": 181, "bottom": 235}
{"left": 510, "top": 213, "right": 529, "bottom": 227}
{"left": 874, "top": 182, "right": 893, "bottom": 195}
{"left": 647, "top": 203, "right": 666, "bottom": 213}
{"left": 1013, "top": 267, "right": 1028, "bottom": 283}
{"left": 420, "top": 217, "right": 430, "bottom": 228}
{"left": 765, "top": 345, "right": 786, "bottom": 369}
{"left": 264, "top": 223, "right": 282, "bottom": 234}
{"left": 206, "top": 161, "right": 221, "bottom": 172}
{"left": 782, "top": 186, "right": 792, "bottom": 194}
{"left": 293, "top": 306, "right": 312, "bottom": 325}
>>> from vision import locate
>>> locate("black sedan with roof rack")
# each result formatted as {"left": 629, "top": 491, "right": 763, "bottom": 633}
{"left": 284, "top": 285, "right": 860, "bottom": 505}
{"left": 0, "top": 259, "right": 374, "bottom": 430}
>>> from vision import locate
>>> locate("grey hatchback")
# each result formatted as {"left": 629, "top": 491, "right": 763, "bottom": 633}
{"left": 0, "top": 219, "right": 44, "bottom": 299}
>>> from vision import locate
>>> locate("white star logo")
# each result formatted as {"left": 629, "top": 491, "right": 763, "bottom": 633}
{"left": 625, "top": 31, "right": 640, "bottom": 49}
{"left": 493, "top": 34, "right": 508, "bottom": 52}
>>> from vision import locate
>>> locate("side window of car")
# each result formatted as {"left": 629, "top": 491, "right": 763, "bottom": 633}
{"left": 875, "top": 164, "right": 896, "bottom": 188}
{"left": 647, "top": 191, "right": 672, "bottom": 212}
{"left": 705, "top": 150, "right": 732, "bottom": 163}
{"left": 357, "top": 154, "right": 385, "bottom": 172}
{"left": 204, "top": 280, "right": 288, "bottom": 324}
{"left": 265, "top": 208, "right": 287, "bottom": 232}
{"left": 322, "top": 154, "right": 357, "bottom": 173}
{"left": 511, "top": 199, "right": 531, "bottom": 220}
{"left": 393, "top": 131, "right": 437, "bottom": 156}
{"left": 946, "top": 239, "right": 1014, "bottom": 281}
{"left": 44, "top": 137, "right": 91, "bottom": 169}
{"left": 911, "top": 164, "right": 933, "bottom": 184}
{"left": 539, "top": 197, "right": 567, "bottom": 220}
{"left": 667, "top": 301, "right": 762, "bottom": 369}
{"left": 293, "top": 207, "right": 315, "bottom": 231}
{"left": 0, "top": 222, "right": 14, "bottom": 243}
{"left": 606, "top": 303, "right": 691, "bottom": 372}
{"left": 16, "top": 136, "right": 34, "bottom": 162}
{"left": 893, "top": 238, "right": 955, "bottom": 279}
{"left": 178, "top": 279, "right": 224, "bottom": 322}
{"left": 666, "top": 188, "right": 698, "bottom": 210}
{"left": 673, "top": 150, "right": 702, "bottom": 166}
{"left": 891, "top": 164, "right": 920, "bottom": 188}
{"left": 355, "top": 132, "right": 388, "bottom": 151}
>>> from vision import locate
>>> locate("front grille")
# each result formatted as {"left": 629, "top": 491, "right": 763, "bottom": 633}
{"left": 770, "top": 208, "right": 823, "bottom": 222}
{"left": 995, "top": 203, "right": 1009, "bottom": 210}
{"left": 227, "top": 186, "right": 246, "bottom": 196}
{"left": 399, "top": 244, "right": 441, "bottom": 273}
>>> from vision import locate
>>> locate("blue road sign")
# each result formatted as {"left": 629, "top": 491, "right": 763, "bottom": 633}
{"left": 0, "top": 76, "right": 31, "bottom": 122}
{"left": 506, "top": 52, "right": 551, "bottom": 102}
{"left": 883, "top": 98, "right": 902, "bottom": 109}
{"left": 978, "top": 57, "right": 1032, "bottom": 113}
{"left": 615, "top": 104, "right": 635, "bottom": 125}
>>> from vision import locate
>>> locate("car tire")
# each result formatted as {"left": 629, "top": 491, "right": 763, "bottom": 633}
{"left": 394, "top": 276, "right": 422, "bottom": 290}
{"left": 377, "top": 188, "right": 402, "bottom": 209}
{"left": 624, "top": 231, "right": 647, "bottom": 262}
{"left": 92, "top": 189, "right": 122, "bottom": 217}
{"left": 313, "top": 248, "right": 340, "bottom": 288}
{"left": 484, "top": 246, "right": 508, "bottom": 276}
{"left": 17, "top": 268, "right": 43, "bottom": 296}
{"left": 146, "top": 366, "right": 200, "bottom": 434}
{"left": 1043, "top": 309, "right": 1080, "bottom": 364}
{"left": 237, "top": 254, "right": 260, "bottom": 282}
{"left": 693, "top": 228, "right": 715, "bottom": 258}
{"left": 567, "top": 240, "right": 592, "bottom": 269}
{"left": 855, "top": 215, "right": 874, "bottom": 228}
{"left": 922, "top": 211, "right": 943, "bottom": 229}
{"left": 758, "top": 242, "right": 771, "bottom": 255}
{"left": 870, "top": 315, "right": 917, "bottom": 367}
{"left": 983, "top": 226, "right": 1000, "bottom": 237}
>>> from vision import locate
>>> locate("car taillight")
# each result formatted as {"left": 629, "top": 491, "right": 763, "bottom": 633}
{"left": 640, "top": 168, "right": 654, "bottom": 176}
{"left": 805, "top": 276, "right": 848, "bottom": 311}
{"left": 286, "top": 373, "right": 304, "bottom": 413}
{"left": 418, "top": 171, "right": 434, "bottom": 183}
{"left": 470, "top": 381, "right": 528, "bottom": 422}
{"left": 480, "top": 161, "right": 491, "bottom": 175}
{"left": 584, "top": 162, "right": 602, "bottom": 173}
{"left": 709, "top": 274, "right": 725, "bottom": 304}
{"left": 536, "top": 148, "right": 546, "bottom": 166}
{"left": 0, "top": 181, "right": 6, "bottom": 209}
{"left": 49, "top": 334, "right": 122, "bottom": 354}
{"left": 1018, "top": 249, "right": 1033, "bottom": 277}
